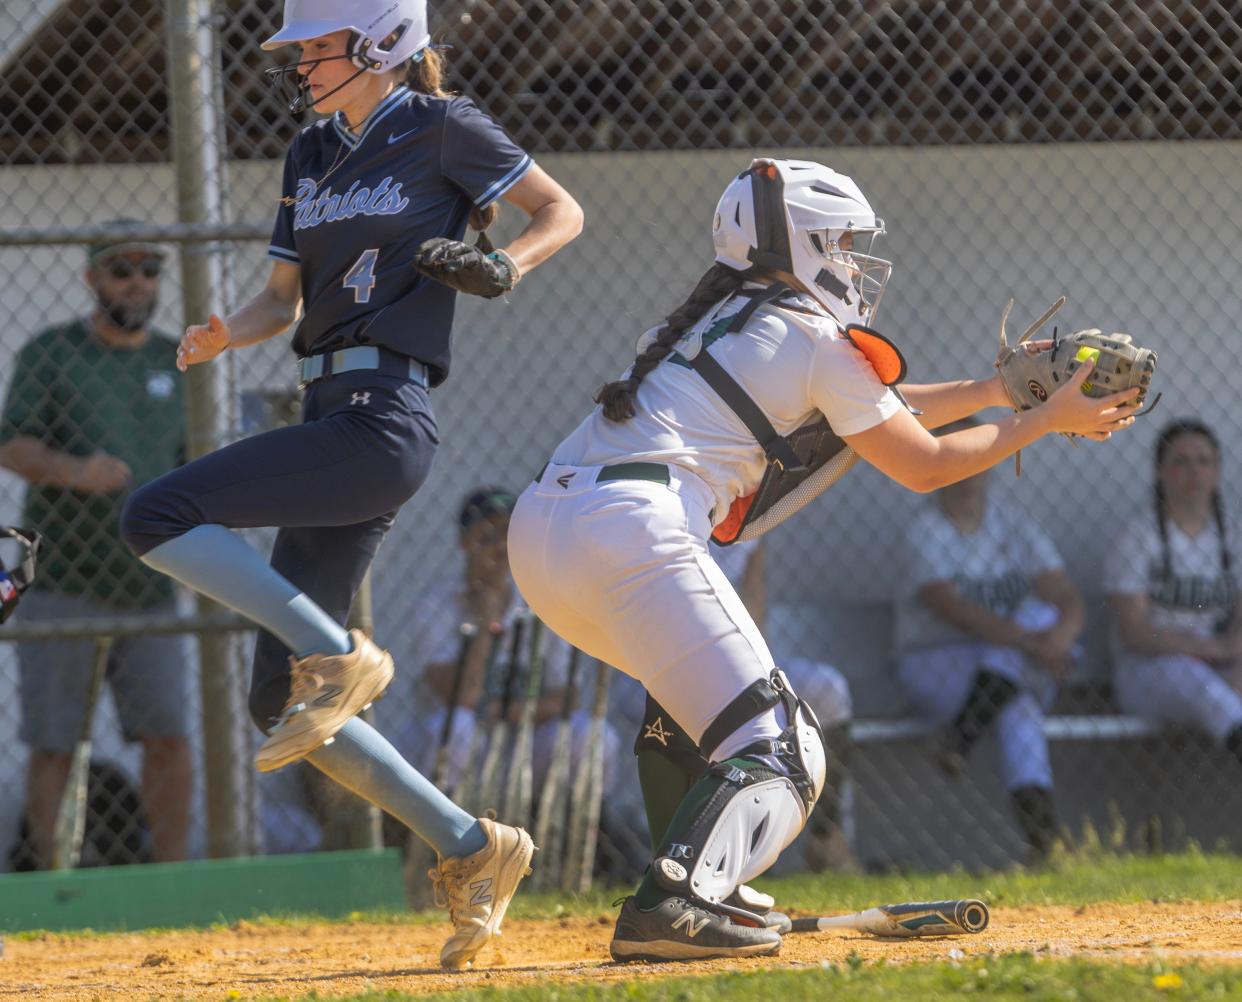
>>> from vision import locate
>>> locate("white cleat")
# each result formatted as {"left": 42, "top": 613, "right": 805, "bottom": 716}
{"left": 431, "top": 817, "right": 536, "bottom": 970}
{"left": 254, "top": 629, "right": 393, "bottom": 772}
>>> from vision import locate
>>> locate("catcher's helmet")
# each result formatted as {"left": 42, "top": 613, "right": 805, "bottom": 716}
{"left": 712, "top": 159, "right": 892, "bottom": 325}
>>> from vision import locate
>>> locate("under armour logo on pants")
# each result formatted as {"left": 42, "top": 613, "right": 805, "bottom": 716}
{"left": 350, "top": 392, "right": 371, "bottom": 406}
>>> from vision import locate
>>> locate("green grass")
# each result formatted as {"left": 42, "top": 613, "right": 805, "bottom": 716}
{"left": 9, "top": 849, "right": 1239, "bottom": 941}
{"left": 259, "top": 956, "right": 1242, "bottom": 1002}
{"left": 343, "top": 847, "right": 1242, "bottom": 926}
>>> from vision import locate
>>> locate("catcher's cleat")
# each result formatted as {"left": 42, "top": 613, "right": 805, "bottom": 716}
{"left": 432, "top": 817, "right": 535, "bottom": 970}
{"left": 724, "top": 884, "right": 792, "bottom": 934}
{"left": 610, "top": 894, "right": 782, "bottom": 962}
{"left": 255, "top": 629, "right": 394, "bottom": 772}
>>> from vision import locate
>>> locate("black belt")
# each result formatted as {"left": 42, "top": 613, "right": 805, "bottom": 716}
{"left": 596, "top": 462, "right": 670, "bottom": 485}
{"left": 535, "top": 461, "right": 671, "bottom": 486}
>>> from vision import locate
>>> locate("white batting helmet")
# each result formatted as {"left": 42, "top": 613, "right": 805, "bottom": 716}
{"left": 262, "top": 0, "right": 430, "bottom": 73}
{"left": 712, "top": 159, "right": 892, "bottom": 325}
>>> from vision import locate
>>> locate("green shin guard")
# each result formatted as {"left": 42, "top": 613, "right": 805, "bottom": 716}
{"left": 635, "top": 756, "right": 761, "bottom": 909}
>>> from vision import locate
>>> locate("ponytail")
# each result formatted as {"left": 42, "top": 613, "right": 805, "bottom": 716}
{"left": 1155, "top": 481, "right": 1172, "bottom": 579}
{"left": 404, "top": 48, "right": 498, "bottom": 234}
{"left": 1213, "top": 491, "right": 1233, "bottom": 575}
{"left": 595, "top": 264, "right": 747, "bottom": 421}
{"left": 404, "top": 46, "right": 449, "bottom": 98}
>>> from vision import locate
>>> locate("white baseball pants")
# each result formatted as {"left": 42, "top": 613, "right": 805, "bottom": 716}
{"left": 508, "top": 462, "right": 783, "bottom": 758}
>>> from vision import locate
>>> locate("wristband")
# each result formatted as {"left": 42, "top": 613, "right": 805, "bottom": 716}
{"left": 486, "top": 248, "right": 521, "bottom": 290}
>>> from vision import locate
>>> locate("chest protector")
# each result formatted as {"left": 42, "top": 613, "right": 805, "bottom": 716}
{"left": 683, "top": 283, "right": 911, "bottom": 546}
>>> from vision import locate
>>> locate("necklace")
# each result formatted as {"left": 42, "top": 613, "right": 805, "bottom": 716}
{"left": 278, "top": 129, "right": 360, "bottom": 208}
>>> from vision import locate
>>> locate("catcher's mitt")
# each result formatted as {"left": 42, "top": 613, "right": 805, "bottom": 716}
{"left": 994, "top": 297, "right": 1158, "bottom": 412}
{"left": 412, "top": 238, "right": 518, "bottom": 299}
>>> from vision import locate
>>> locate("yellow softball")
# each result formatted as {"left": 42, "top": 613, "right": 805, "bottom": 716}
{"left": 1076, "top": 346, "right": 1099, "bottom": 393}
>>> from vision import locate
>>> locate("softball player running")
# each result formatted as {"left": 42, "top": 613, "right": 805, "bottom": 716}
{"left": 119, "top": 0, "right": 582, "bottom": 968}
{"left": 1105, "top": 419, "right": 1242, "bottom": 762}
{"left": 508, "top": 158, "right": 1139, "bottom": 961}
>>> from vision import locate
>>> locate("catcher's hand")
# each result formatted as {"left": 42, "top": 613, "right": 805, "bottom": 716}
{"left": 994, "top": 297, "right": 1158, "bottom": 417}
{"left": 412, "top": 238, "right": 518, "bottom": 299}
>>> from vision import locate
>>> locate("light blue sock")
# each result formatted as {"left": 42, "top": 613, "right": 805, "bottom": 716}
{"left": 140, "top": 524, "right": 351, "bottom": 658}
{"left": 308, "top": 717, "right": 487, "bottom": 859}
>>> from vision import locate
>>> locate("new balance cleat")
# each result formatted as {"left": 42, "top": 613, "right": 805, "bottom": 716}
{"left": 255, "top": 629, "right": 394, "bottom": 772}
{"left": 432, "top": 817, "right": 535, "bottom": 970}
{"left": 610, "top": 894, "right": 782, "bottom": 962}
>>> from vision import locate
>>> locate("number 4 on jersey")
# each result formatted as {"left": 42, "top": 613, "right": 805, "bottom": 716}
{"left": 343, "top": 248, "right": 380, "bottom": 303}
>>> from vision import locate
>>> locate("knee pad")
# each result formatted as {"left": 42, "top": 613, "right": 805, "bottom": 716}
{"left": 650, "top": 669, "right": 828, "bottom": 903}
{"left": 698, "top": 668, "right": 826, "bottom": 809}
{"left": 652, "top": 756, "right": 809, "bottom": 904}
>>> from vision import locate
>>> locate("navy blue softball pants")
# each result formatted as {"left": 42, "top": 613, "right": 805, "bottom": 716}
{"left": 121, "top": 368, "right": 437, "bottom": 731}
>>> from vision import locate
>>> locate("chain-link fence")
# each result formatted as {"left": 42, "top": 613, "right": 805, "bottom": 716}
{"left": 1, "top": 0, "right": 1240, "bottom": 884}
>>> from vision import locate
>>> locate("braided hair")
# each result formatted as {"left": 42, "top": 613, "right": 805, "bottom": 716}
{"left": 1153, "top": 418, "right": 1231, "bottom": 580}
{"left": 595, "top": 264, "right": 748, "bottom": 421}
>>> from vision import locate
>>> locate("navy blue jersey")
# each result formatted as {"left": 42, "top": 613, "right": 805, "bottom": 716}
{"left": 268, "top": 86, "right": 532, "bottom": 385}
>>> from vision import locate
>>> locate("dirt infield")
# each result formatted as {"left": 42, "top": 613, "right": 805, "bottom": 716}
{"left": 3, "top": 901, "right": 1240, "bottom": 1001}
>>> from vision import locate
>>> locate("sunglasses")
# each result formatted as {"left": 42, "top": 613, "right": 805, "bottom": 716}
{"left": 105, "top": 259, "right": 162, "bottom": 280}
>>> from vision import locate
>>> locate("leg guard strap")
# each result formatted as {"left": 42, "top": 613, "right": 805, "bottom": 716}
{"left": 635, "top": 693, "right": 708, "bottom": 774}
{"left": 697, "top": 677, "right": 781, "bottom": 760}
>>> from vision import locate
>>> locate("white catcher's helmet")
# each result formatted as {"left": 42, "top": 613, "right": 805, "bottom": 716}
{"left": 712, "top": 159, "right": 892, "bottom": 325}
{"left": 262, "top": 0, "right": 430, "bottom": 111}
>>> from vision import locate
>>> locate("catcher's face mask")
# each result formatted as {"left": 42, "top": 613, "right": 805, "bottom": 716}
{"left": 0, "top": 528, "right": 41, "bottom": 623}
{"left": 712, "top": 158, "right": 893, "bottom": 326}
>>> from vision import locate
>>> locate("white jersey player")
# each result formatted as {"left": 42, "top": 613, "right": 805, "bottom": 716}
{"left": 1104, "top": 419, "right": 1242, "bottom": 758}
{"left": 895, "top": 423, "right": 1084, "bottom": 861}
{"left": 508, "top": 158, "right": 1140, "bottom": 962}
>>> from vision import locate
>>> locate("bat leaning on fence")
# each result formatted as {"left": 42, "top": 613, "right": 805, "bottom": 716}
{"left": 475, "top": 615, "right": 527, "bottom": 815}
{"left": 51, "top": 635, "right": 112, "bottom": 870}
{"left": 502, "top": 616, "right": 544, "bottom": 825}
{"left": 532, "top": 646, "right": 581, "bottom": 891}
{"left": 564, "top": 658, "right": 611, "bottom": 893}
{"left": 406, "top": 621, "right": 482, "bottom": 905}
{"left": 430, "top": 622, "right": 479, "bottom": 791}
{"left": 451, "top": 621, "right": 508, "bottom": 815}
{"left": 788, "top": 899, "right": 990, "bottom": 937}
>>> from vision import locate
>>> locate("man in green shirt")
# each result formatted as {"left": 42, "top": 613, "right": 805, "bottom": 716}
{"left": 0, "top": 227, "right": 192, "bottom": 866}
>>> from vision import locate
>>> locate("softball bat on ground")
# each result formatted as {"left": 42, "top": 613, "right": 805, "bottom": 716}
{"left": 787, "top": 899, "right": 989, "bottom": 937}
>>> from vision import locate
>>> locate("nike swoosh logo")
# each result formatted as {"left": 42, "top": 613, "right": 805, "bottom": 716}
{"left": 388, "top": 127, "right": 420, "bottom": 144}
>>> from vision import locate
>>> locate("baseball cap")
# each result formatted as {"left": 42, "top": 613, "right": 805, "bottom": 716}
{"left": 87, "top": 219, "right": 167, "bottom": 266}
{"left": 459, "top": 487, "right": 517, "bottom": 531}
